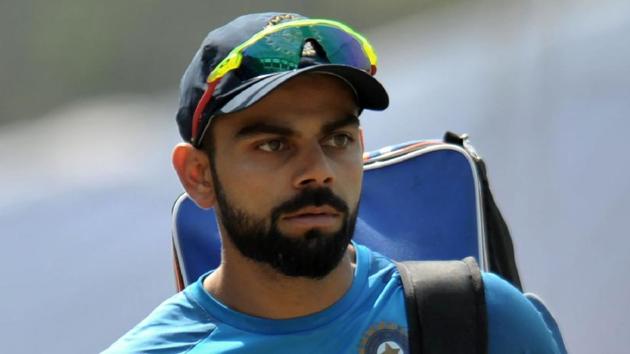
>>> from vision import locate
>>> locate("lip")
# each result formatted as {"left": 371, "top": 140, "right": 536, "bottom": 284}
{"left": 282, "top": 206, "right": 341, "bottom": 219}
{"left": 281, "top": 206, "right": 342, "bottom": 230}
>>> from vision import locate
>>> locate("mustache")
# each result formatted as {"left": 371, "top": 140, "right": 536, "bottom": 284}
{"left": 271, "top": 188, "right": 349, "bottom": 220}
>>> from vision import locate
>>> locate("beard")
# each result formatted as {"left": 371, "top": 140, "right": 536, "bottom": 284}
{"left": 210, "top": 167, "right": 358, "bottom": 279}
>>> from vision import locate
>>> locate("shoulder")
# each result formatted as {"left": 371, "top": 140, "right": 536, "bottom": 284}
{"left": 102, "top": 289, "right": 217, "bottom": 353}
{"left": 355, "top": 243, "right": 400, "bottom": 285}
{"left": 482, "top": 272, "right": 561, "bottom": 354}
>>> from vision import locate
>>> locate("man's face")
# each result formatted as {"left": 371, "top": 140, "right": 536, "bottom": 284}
{"left": 206, "top": 73, "right": 364, "bottom": 278}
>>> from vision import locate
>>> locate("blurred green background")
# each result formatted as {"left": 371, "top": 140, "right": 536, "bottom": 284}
{"left": 0, "top": 0, "right": 440, "bottom": 126}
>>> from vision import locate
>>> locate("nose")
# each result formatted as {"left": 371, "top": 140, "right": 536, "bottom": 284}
{"left": 293, "top": 142, "right": 334, "bottom": 189}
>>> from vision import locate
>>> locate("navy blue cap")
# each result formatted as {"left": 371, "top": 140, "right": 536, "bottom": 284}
{"left": 176, "top": 12, "right": 389, "bottom": 145}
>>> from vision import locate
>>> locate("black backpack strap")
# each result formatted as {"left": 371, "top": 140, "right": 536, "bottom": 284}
{"left": 396, "top": 257, "right": 487, "bottom": 354}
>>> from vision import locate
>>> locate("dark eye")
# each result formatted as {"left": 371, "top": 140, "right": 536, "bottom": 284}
{"left": 258, "top": 139, "right": 287, "bottom": 152}
{"left": 323, "top": 134, "right": 352, "bottom": 148}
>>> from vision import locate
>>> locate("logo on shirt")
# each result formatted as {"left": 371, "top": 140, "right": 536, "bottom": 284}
{"left": 358, "top": 322, "right": 408, "bottom": 354}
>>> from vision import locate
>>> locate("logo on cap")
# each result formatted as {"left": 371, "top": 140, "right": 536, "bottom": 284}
{"left": 301, "top": 40, "right": 317, "bottom": 57}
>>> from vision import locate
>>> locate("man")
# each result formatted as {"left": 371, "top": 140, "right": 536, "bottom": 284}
{"left": 105, "top": 12, "right": 561, "bottom": 353}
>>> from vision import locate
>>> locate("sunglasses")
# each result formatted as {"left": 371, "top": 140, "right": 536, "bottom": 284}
{"left": 191, "top": 18, "right": 379, "bottom": 145}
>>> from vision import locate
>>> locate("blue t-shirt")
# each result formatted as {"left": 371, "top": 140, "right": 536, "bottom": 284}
{"left": 105, "top": 244, "right": 560, "bottom": 353}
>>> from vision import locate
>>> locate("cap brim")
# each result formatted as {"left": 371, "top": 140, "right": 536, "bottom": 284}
{"left": 215, "top": 64, "right": 389, "bottom": 116}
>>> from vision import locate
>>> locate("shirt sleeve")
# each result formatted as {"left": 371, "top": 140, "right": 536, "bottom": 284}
{"left": 483, "top": 272, "right": 562, "bottom": 354}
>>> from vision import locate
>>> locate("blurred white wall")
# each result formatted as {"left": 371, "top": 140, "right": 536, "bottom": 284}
{"left": 1, "top": 1, "right": 628, "bottom": 353}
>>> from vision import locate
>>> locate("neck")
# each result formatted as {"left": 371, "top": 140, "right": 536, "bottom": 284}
{"left": 203, "top": 242, "right": 356, "bottom": 319}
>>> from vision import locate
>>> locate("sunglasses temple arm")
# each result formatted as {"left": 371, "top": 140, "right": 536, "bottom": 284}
{"left": 191, "top": 79, "right": 221, "bottom": 145}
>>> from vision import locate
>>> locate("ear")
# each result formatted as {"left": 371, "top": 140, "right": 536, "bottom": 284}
{"left": 172, "top": 143, "right": 216, "bottom": 209}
